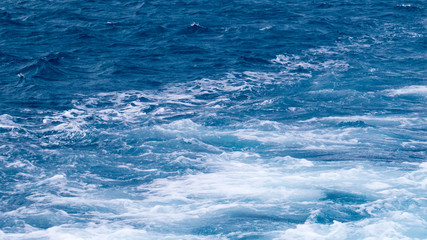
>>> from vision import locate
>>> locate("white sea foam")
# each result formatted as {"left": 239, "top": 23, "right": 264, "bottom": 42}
{"left": 232, "top": 127, "right": 360, "bottom": 148}
{"left": 271, "top": 40, "right": 352, "bottom": 77}
{"left": 276, "top": 211, "right": 427, "bottom": 240}
{"left": 1, "top": 155, "right": 426, "bottom": 239}
{"left": 5, "top": 159, "right": 35, "bottom": 169}
{"left": 135, "top": 160, "right": 426, "bottom": 235}
{"left": 271, "top": 156, "right": 314, "bottom": 168}
{"left": 0, "top": 226, "right": 222, "bottom": 240}
{"left": 385, "top": 85, "right": 427, "bottom": 97}
{"left": 0, "top": 114, "right": 20, "bottom": 129}
{"left": 302, "top": 114, "right": 425, "bottom": 127}
{"left": 397, "top": 4, "right": 412, "bottom": 7}
{"left": 259, "top": 25, "right": 272, "bottom": 31}
{"left": 363, "top": 181, "right": 391, "bottom": 190}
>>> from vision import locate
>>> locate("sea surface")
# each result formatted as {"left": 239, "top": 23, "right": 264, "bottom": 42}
{"left": 0, "top": 0, "right": 426, "bottom": 239}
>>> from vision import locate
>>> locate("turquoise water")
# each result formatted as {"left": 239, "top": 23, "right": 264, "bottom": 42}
{"left": 0, "top": 0, "right": 426, "bottom": 239}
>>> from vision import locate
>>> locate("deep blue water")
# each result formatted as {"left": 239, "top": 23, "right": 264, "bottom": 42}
{"left": 0, "top": 0, "right": 426, "bottom": 239}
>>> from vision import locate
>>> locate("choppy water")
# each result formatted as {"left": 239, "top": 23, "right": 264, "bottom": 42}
{"left": 0, "top": 0, "right": 426, "bottom": 239}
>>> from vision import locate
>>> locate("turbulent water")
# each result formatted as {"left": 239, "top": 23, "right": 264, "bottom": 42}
{"left": 0, "top": 0, "right": 426, "bottom": 239}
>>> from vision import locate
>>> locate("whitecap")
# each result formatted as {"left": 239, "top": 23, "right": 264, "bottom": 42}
{"left": 385, "top": 85, "right": 427, "bottom": 97}
{"left": 0, "top": 114, "right": 19, "bottom": 129}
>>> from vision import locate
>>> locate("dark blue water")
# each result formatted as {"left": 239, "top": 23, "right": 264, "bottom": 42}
{"left": 1, "top": 0, "right": 426, "bottom": 239}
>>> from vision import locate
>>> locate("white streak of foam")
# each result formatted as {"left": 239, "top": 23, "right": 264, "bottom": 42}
{"left": 385, "top": 85, "right": 427, "bottom": 97}
{"left": 232, "top": 128, "right": 360, "bottom": 147}
{"left": 276, "top": 221, "right": 348, "bottom": 240}
{"left": 270, "top": 54, "right": 349, "bottom": 72}
{"left": 0, "top": 226, "right": 221, "bottom": 240}
{"left": 0, "top": 114, "right": 20, "bottom": 129}
{"left": 301, "top": 115, "right": 425, "bottom": 127}
{"left": 272, "top": 156, "right": 314, "bottom": 168}
{"left": 363, "top": 182, "right": 391, "bottom": 190}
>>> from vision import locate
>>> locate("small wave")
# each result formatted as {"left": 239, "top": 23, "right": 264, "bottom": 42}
{"left": 0, "top": 114, "right": 19, "bottom": 129}
{"left": 271, "top": 54, "right": 349, "bottom": 73}
{"left": 259, "top": 25, "right": 272, "bottom": 31}
{"left": 394, "top": 4, "right": 422, "bottom": 11}
{"left": 178, "top": 22, "right": 210, "bottom": 34}
{"left": 17, "top": 52, "right": 71, "bottom": 82}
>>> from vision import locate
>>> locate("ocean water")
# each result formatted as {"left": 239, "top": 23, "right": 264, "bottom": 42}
{"left": 0, "top": 0, "right": 426, "bottom": 239}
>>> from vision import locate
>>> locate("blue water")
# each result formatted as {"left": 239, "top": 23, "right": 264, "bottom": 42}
{"left": 0, "top": 0, "right": 426, "bottom": 239}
